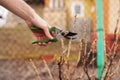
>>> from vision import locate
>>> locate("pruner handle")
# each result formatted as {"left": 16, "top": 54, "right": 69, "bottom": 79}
{"left": 31, "top": 26, "right": 56, "bottom": 32}
{"left": 31, "top": 26, "right": 57, "bottom": 44}
{"left": 32, "top": 38, "right": 57, "bottom": 44}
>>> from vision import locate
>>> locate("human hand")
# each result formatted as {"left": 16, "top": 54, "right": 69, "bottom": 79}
{"left": 26, "top": 15, "right": 53, "bottom": 46}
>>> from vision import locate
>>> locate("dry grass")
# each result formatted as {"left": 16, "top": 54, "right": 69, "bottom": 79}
{"left": 0, "top": 25, "right": 80, "bottom": 60}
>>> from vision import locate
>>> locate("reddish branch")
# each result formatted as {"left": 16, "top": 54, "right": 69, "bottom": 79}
{"left": 104, "top": 12, "right": 119, "bottom": 79}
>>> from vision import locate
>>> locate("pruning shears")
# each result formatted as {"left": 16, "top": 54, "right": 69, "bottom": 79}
{"left": 31, "top": 26, "right": 77, "bottom": 44}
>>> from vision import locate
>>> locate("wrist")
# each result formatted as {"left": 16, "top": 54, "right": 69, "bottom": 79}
{"left": 25, "top": 9, "right": 36, "bottom": 22}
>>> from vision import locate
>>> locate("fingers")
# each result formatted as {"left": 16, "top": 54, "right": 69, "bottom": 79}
{"left": 38, "top": 43, "right": 47, "bottom": 46}
{"left": 33, "top": 42, "right": 52, "bottom": 46}
{"left": 44, "top": 28, "right": 53, "bottom": 39}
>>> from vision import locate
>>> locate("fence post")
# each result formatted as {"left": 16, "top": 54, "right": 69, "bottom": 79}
{"left": 96, "top": 0, "right": 105, "bottom": 79}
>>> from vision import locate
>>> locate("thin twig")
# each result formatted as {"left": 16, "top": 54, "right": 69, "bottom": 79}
{"left": 77, "top": 39, "right": 82, "bottom": 67}
{"left": 83, "top": 66, "right": 91, "bottom": 80}
{"left": 42, "top": 59, "right": 54, "bottom": 80}
{"left": 58, "top": 56, "right": 64, "bottom": 80}
{"left": 103, "top": 6, "right": 120, "bottom": 79}
{"left": 29, "top": 58, "right": 41, "bottom": 80}
{"left": 67, "top": 39, "right": 72, "bottom": 59}
{"left": 82, "top": 18, "right": 91, "bottom": 80}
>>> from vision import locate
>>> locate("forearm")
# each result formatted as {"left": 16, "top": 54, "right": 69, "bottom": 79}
{"left": 0, "top": 0, "right": 53, "bottom": 41}
{"left": 0, "top": 0, "right": 36, "bottom": 21}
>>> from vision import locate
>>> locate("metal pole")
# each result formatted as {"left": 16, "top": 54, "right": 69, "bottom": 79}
{"left": 96, "top": 0, "right": 105, "bottom": 79}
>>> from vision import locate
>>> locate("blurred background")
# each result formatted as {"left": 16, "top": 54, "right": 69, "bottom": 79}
{"left": 0, "top": 0, "right": 120, "bottom": 80}
{"left": 0, "top": 0, "right": 119, "bottom": 58}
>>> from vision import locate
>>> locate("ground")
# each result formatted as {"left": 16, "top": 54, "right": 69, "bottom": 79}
{"left": 0, "top": 58, "right": 120, "bottom": 80}
{"left": 0, "top": 26, "right": 120, "bottom": 80}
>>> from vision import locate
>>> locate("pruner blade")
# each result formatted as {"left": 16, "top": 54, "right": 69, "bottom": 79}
{"left": 55, "top": 28, "right": 77, "bottom": 40}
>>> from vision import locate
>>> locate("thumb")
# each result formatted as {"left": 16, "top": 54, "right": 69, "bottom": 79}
{"left": 44, "top": 28, "right": 53, "bottom": 39}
